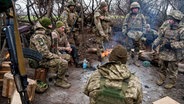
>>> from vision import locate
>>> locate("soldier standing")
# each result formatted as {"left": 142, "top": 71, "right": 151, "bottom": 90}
{"left": 153, "top": 10, "right": 184, "bottom": 89}
{"left": 52, "top": 21, "right": 79, "bottom": 67}
{"left": 61, "top": 0, "right": 80, "bottom": 47}
{"left": 29, "top": 17, "right": 71, "bottom": 89}
{"left": 94, "top": 1, "right": 112, "bottom": 61}
{"left": 84, "top": 45, "right": 142, "bottom": 104}
{"left": 122, "top": 2, "right": 146, "bottom": 66}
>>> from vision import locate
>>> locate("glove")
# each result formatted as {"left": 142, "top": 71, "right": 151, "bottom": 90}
{"left": 164, "top": 42, "right": 172, "bottom": 49}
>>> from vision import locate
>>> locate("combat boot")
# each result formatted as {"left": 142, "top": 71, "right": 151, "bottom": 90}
{"left": 164, "top": 79, "right": 176, "bottom": 89}
{"left": 55, "top": 79, "right": 71, "bottom": 89}
{"left": 156, "top": 73, "right": 166, "bottom": 86}
{"left": 133, "top": 55, "right": 140, "bottom": 67}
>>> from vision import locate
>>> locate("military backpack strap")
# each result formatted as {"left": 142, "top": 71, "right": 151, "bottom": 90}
{"left": 96, "top": 76, "right": 129, "bottom": 104}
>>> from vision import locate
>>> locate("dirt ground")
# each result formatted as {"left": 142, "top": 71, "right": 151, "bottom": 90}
{"left": 0, "top": 28, "right": 184, "bottom": 104}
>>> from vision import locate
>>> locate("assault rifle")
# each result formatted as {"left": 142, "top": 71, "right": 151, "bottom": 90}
{"left": 68, "top": 11, "right": 82, "bottom": 37}
{"left": 1, "top": 0, "right": 42, "bottom": 104}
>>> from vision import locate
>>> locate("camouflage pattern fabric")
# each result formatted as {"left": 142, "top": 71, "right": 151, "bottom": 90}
{"left": 122, "top": 12, "right": 146, "bottom": 64}
{"left": 159, "top": 61, "right": 178, "bottom": 84}
{"left": 122, "top": 13, "right": 146, "bottom": 36}
{"left": 61, "top": 8, "right": 80, "bottom": 46}
{"left": 29, "top": 22, "right": 68, "bottom": 79}
{"left": 153, "top": 20, "right": 184, "bottom": 87}
{"left": 51, "top": 30, "right": 71, "bottom": 61}
{"left": 94, "top": 8, "right": 112, "bottom": 58}
{"left": 84, "top": 62, "right": 143, "bottom": 104}
{"left": 153, "top": 23, "right": 184, "bottom": 61}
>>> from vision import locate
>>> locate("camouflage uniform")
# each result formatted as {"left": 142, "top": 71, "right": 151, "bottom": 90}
{"left": 84, "top": 45, "right": 143, "bottom": 104}
{"left": 153, "top": 10, "right": 184, "bottom": 89}
{"left": 52, "top": 29, "right": 71, "bottom": 61}
{"left": 122, "top": 2, "right": 146, "bottom": 66}
{"left": 142, "top": 24, "right": 158, "bottom": 51}
{"left": 61, "top": 1, "right": 80, "bottom": 47}
{"left": 94, "top": 2, "right": 112, "bottom": 59}
{"left": 30, "top": 18, "right": 71, "bottom": 88}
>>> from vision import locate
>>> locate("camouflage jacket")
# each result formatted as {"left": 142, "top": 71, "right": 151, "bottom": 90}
{"left": 94, "top": 9, "right": 112, "bottom": 37}
{"left": 51, "top": 30, "right": 70, "bottom": 52}
{"left": 84, "top": 61, "right": 142, "bottom": 104}
{"left": 29, "top": 22, "right": 59, "bottom": 60}
{"left": 61, "top": 8, "right": 79, "bottom": 30}
{"left": 143, "top": 29, "right": 158, "bottom": 44}
{"left": 153, "top": 22, "right": 184, "bottom": 61}
{"left": 122, "top": 12, "right": 146, "bottom": 34}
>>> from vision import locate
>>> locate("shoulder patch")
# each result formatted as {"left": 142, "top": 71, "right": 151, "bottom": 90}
{"left": 37, "top": 38, "right": 45, "bottom": 46}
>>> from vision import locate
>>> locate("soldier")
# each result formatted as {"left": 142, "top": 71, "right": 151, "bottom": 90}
{"left": 153, "top": 10, "right": 184, "bottom": 89}
{"left": 122, "top": 2, "right": 146, "bottom": 66}
{"left": 94, "top": 1, "right": 112, "bottom": 61}
{"left": 84, "top": 45, "right": 142, "bottom": 104}
{"left": 142, "top": 24, "right": 158, "bottom": 52}
{"left": 61, "top": 0, "right": 80, "bottom": 47}
{"left": 52, "top": 21, "right": 79, "bottom": 67}
{"left": 29, "top": 17, "right": 71, "bottom": 89}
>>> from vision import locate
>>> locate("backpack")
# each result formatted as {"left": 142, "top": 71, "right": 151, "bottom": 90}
{"left": 96, "top": 77, "right": 129, "bottom": 104}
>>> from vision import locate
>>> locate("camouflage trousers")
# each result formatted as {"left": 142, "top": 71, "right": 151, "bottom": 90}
{"left": 128, "top": 39, "right": 141, "bottom": 63}
{"left": 159, "top": 60, "right": 178, "bottom": 83}
{"left": 40, "top": 58, "right": 68, "bottom": 79}
{"left": 59, "top": 54, "right": 71, "bottom": 62}
{"left": 95, "top": 36, "right": 109, "bottom": 60}
{"left": 68, "top": 30, "right": 80, "bottom": 47}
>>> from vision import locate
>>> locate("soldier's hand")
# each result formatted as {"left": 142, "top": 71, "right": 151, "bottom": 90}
{"left": 141, "top": 37, "right": 146, "bottom": 42}
{"left": 66, "top": 27, "right": 71, "bottom": 33}
{"left": 65, "top": 47, "right": 72, "bottom": 53}
{"left": 99, "top": 16, "right": 105, "bottom": 20}
{"left": 101, "top": 34, "right": 109, "bottom": 41}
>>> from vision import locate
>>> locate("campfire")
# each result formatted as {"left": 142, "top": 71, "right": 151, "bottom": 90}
{"left": 101, "top": 49, "right": 112, "bottom": 58}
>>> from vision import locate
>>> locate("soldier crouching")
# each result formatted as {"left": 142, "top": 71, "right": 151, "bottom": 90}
{"left": 84, "top": 45, "right": 143, "bottom": 104}
{"left": 29, "top": 17, "right": 71, "bottom": 89}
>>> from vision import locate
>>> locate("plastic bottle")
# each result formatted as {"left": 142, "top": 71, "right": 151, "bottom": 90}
{"left": 83, "top": 58, "right": 88, "bottom": 69}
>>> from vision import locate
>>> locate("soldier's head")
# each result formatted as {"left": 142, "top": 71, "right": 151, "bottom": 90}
{"left": 67, "top": 0, "right": 76, "bottom": 11}
{"left": 39, "top": 17, "right": 52, "bottom": 29}
{"left": 167, "top": 10, "right": 183, "bottom": 25}
{"left": 99, "top": 1, "right": 108, "bottom": 12}
{"left": 109, "top": 45, "right": 128, "bottom": 64}
{"left": 56, "top": 21, "right": 65, "bottom": 33}
{"left": 146, "top": 24, "right": 151, "bottom": 31}
{"left": 130, "top": 2, "right": 140, "bottom": 14}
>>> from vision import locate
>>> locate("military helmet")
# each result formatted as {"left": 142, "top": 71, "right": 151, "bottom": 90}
{"left": 130, "top": 2, "right": 140, "bottom": 9}
{"left": 109, "top": 45, "right": 128, "bottom": 64}
{"left": 67, "top": 0, "right": 76, "bottom": 7}
{"left": 39, "top": 17, "right": 52, "bottom": 28}
{"left": 56, "top": 21, "right": 65, "bottom": 28}
{"left": 168, "top": 10, "right": 183, "bottom": 21}
{"left": 100, "top": 1, "right": 108, "bottom": 8}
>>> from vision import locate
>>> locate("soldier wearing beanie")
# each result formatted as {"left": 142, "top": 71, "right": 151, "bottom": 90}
{"left": 94, "top": 1, "right": 112, "bottom": 61}
{"left": 52, "top": 21, "right": 80, "bottom": 67}
{"left": 84, "top": 45, "right": 143, "bottom": 104}
{"left": 30, "top": 18, "right": 71, "bottom": 89}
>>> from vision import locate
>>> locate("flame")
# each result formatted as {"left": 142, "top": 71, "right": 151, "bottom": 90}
{"left": 5, "top": 53, "right": 10, "bottom": 59}
{"left": 101, "top": 49, "right": 112, "bottom": 58}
